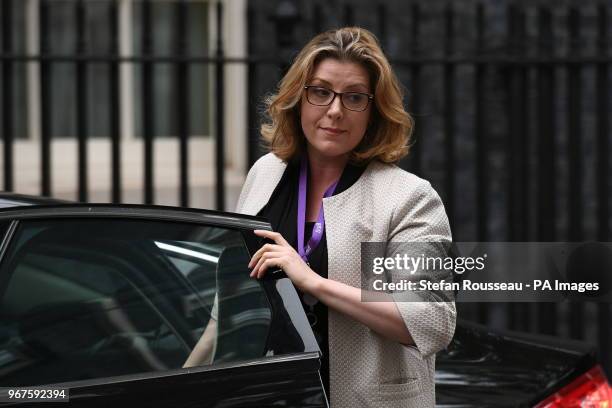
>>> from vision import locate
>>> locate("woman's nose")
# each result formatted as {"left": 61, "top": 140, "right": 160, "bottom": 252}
{"left": 326, "top": 95, "right": 344, "bottom": 119}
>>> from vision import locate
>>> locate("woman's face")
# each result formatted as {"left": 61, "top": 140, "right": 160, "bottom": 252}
{"left": 300, "top": 58, "right": 372, "bottom": 161}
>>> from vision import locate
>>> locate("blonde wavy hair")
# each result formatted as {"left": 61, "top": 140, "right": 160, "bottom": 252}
{"left": 260, "top": 27, "right": 413, "bottom": 164}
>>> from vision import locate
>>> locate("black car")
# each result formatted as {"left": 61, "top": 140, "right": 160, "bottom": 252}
{"left": 0, "top": 194, "right": 609, "bottom": 407}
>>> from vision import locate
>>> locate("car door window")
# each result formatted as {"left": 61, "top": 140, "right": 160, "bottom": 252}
{"left": 0, "top": 218, "right": 271, "bottom": 386}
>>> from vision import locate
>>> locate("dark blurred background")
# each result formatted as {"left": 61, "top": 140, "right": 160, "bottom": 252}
{"left": 0, "top": 0, "right": 610, "bottom": 375}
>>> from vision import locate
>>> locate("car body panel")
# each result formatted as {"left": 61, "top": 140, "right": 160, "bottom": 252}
{"left": 0, "top": 194, "right": 71, "bottom": 209}
{"left": 436, "top": 320, "right": 598, "bottom": 407}
{"left": 2, "top": 353, "right": 325, "bottom": 407}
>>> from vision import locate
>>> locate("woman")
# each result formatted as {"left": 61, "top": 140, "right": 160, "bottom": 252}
{"left": 236, "top": 27, "right": 455, "bottom": 408}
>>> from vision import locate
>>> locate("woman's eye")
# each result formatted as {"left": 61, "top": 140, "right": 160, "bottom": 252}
{"left": 314, "top": 88, "right": 331, "bottom": 97}
{"left": 346, "top": 93, "right": 365, "bottom": 103}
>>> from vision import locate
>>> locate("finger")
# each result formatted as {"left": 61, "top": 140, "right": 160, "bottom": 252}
{"left": 251, "top": 251, "right": 274, "bottom": 278}
{"left": 257, "top": 258, "right": 283, "bottom": 280}
{"left": 248, "top": 243, "right": 277, "bottom": 268}
{"left": 249, "top": 243, "right": 285, "bottom": 271}
{"left": 253, "top": 251, "right": 287, "bottom": 279}
{"left": 253, "top": 229, "right": 289, "bottom": 246}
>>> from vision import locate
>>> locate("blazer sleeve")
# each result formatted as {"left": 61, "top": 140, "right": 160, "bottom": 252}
{"left": 234, "top": 157, "right": 261, "bottom": 213}
{"left": 387, "top": 178, "right": 456, "bottom": 358}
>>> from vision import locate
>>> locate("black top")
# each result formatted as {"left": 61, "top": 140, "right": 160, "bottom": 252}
{"left": 257, "top": 155, "right": 367, "bottom": 398}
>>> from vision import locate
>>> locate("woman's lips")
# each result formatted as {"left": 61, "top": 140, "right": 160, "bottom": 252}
{"left": 320, "top": 127, "right": 345, "bottom": 134}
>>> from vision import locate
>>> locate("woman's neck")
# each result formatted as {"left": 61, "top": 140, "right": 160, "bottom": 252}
{"left": 306, "top": 148, "right": 348, "bottom": 190}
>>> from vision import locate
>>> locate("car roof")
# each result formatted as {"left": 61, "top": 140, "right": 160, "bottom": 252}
{"left": 0, "top": 192, "right": 72, "bottom": 208}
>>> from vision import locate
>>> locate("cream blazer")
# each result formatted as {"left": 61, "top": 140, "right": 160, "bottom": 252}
{"left": 236, "top": 153, "right": 456, "bottom": 408}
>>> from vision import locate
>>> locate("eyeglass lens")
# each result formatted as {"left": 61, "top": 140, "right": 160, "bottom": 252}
{"left": 306, "top": 87, "right": 370, "bottom": 111}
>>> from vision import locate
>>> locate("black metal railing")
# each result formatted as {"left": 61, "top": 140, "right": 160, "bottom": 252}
{"left": 0, "top": 0, "right": 227, "bottom": 207}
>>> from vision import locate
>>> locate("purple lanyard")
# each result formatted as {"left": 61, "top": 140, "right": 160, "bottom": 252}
{"left": 297, "top": 155, "right": 339, "bottom": 265}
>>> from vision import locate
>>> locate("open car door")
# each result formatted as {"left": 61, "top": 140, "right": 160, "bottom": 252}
{"left": 0, "top": 204, "right": 326, "bottom": 407}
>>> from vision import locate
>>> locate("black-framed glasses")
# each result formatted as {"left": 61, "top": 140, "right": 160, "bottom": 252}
{"left": 303, "top": 85, "right": 374, "bottom": 112}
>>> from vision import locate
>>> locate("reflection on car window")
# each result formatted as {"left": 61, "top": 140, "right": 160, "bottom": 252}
{"left": 0, "top": 218, "right": 271, "bottom": 386}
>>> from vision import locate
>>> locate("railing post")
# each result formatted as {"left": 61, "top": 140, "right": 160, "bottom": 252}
{"left": 2, "top": 0, "right": 14, "bottom": 192}
{"left": 76, "top": 0, "right": 88, "bottom": 202}
{"left": 176, "top": 0, "right": 190, "bottom": 208}
{"left": 406, "top": 4, "right": 422, "bottom": 175}
{"left": 474, "top": 3, "right": 493, "bottom": 326}
{"left": 142, "top": 0, "right": 154, "bottom": 205}
{"left": 567, "top": 7, "right": 584, "bottom": 340}
{"left": 247, "top": 4, "right": 258, "bottom": 168}
{"left": 506, "top": 4, "right": 529, "bottom": 332}
{"left": 596, "top": 4, "right": 610, "bottom": 376}
{"left": 443, "top": 4, "right": 456, "bottom": 233}
{"left": 215, "top": 1, "right": 225, "bottom": 211}
{"left": 40, "top": 0, "right": 52, "bottom": 197}
{"left": 536, "top": 6, "right": 557, "bottom": 336}
{"left": 475, "top": 3, "right": 487, "bottom": 243}
{"left": 110, "top": 0, "right": 122, "bottom": 203}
